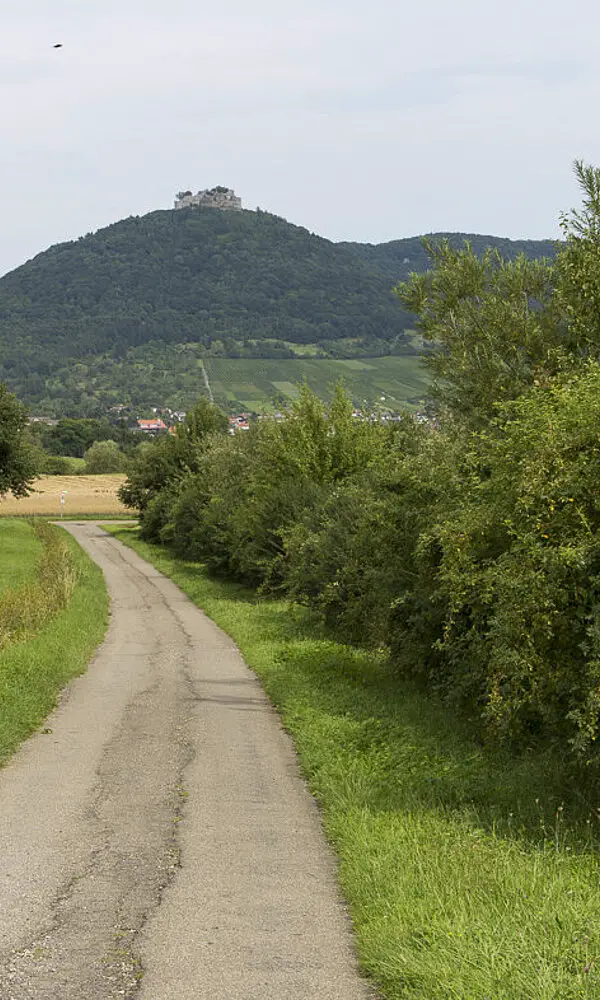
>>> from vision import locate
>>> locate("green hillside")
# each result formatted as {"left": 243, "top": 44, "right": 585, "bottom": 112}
{"left": 0, "top": 208, "right": 412, "bottom": 408}
{"left": 206, "top": 355, "right": 428, "bottom": 414}
{"left": 0, "top": 203, "right": 555, "bottom": 416}
{"left": 341, "top": 232, "right": 557, "bottom": 281}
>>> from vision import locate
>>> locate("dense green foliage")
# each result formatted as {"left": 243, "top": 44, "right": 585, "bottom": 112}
{"left": 29, "top": 418, "right": 138, "bottom": 457}
{"left": 341, "top": 231, "right": 557, "bottom": 280}
{"left": 119, "top": 164, "right": 600, "bottom": 765}
{"left": 118, "top": 398, "right": 229, "bottom": 528}
{"left": 0, "top": 204, "right": 552, "bottom": 416}
{"left": 0, "top": 385, "right": 38, "bottom": 497}
{"left": 83, "top": 439, "right": 127, "bottom": 474}
{"left": 399, "top": 240, "right": 561, "bottom": 423}
{"left": 108, "top": 525, "right": 600, "bottom": 1000}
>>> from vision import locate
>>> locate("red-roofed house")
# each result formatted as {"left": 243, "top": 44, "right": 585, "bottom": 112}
{"left": 137, "top": 418, "right": 167, "bottom": 434}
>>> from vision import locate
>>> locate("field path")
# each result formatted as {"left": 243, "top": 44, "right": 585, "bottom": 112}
{"left": 0, "top": 523, "right": 372, "bottom": 999}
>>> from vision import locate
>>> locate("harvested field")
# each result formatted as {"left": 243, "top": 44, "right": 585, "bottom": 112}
{"left": 0, "top": 475, "right": 130, "bottom": 517}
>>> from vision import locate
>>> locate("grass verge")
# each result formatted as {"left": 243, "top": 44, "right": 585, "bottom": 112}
{"left": 0, "top": 519, "right": 43, "bottom": 593}
{"left": 106, "top": 526, "right": 600, "bottom": 1000}
{"left": 0, "top": 526, "right": 109, "bottom": 765}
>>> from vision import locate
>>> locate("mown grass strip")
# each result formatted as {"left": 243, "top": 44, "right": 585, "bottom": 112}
{"left": 0, "top": 527, "right": 109, "bottom": 765}
{"left": 0, "top": 519, "right": 43, "bottom": 593}
{"left": 106, "top": 526, "right": 600, "bottom": 1000}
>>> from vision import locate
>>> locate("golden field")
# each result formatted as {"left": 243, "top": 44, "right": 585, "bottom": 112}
{"left": 0, "top": 475, "right": 132, "bottom": 517}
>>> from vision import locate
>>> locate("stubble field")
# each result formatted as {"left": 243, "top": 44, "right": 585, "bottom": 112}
{"left": 0, "top": 475, "right": 130, "bottom": 517}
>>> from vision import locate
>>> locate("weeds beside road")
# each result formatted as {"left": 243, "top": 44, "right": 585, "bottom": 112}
{"left": 0, "top": 521, "right": 77, "bottom": 649}
{"left": 107, "top": 525, "right": 600, "bottom": 1000}
{"left": 0, "top": 520, "right": 108, "bottom": 765}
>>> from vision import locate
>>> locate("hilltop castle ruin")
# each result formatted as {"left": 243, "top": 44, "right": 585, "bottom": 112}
{"left": 174, "top": 186, "right": 242, "bottom": 211}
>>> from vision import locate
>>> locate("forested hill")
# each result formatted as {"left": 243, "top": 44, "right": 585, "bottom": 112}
{"left": 0, "top": 208, "right": 413, "bottom": 376}
{"left": 341, "top": 233, "right": 557, "bottom": 281}
{"left": 0, "top": 205, "right": 555, "bottom": 413}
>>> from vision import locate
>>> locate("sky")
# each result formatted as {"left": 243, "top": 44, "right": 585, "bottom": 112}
{"left": 0, "top": 0, "right": 598, "bottom": 275}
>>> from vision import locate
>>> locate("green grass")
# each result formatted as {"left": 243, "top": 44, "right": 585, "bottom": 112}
{"left": 105, "top": 525, "right": 600, "bottom": 1000}
{"left": 0, "top": 519, "right": 43, "bottom": 593}
{"left": 0, "top": 526, "right": 109, "bottom": 765}
{"left": 206, "top": 355, "right": 429, "bottom": 414}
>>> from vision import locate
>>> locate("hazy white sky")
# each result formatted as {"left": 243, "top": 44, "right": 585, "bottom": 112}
{"left": 0, "top": 0, "right": 597, "bottom": 274}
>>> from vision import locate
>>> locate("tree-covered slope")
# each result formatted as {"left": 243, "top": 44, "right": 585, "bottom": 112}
{"left": 341, "top": 232, "right": 557, "bottom": 282}
{"left": 0, "top": 204, "right": 556, "bottom": 414}
{"left": 0, "top": 208, "right": 411, "bottom": 377}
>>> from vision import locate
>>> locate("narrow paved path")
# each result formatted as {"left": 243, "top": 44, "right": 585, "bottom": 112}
{"left": 0, "top": 523, "right": 373, "bottom": 999}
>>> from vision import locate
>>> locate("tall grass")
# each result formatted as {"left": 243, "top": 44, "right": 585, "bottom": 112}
{"left": 0, "top": 524, "right": 109, "bottom": 764}
{"left": 107, "top": 526, "right": 600, "bottom": 1000}
{"left": 0, "top": 521, "right": 77, "bottom": 649}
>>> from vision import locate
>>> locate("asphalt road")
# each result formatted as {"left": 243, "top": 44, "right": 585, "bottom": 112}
{"left": 0, "top": 523, "right": 373, "bottom": 999}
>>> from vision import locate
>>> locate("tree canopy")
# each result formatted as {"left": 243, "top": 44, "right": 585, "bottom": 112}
{"left": 0, "top": 385, "right": 37, "bottom": 497}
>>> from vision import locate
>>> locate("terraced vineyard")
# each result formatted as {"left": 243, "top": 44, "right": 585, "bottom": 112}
{"left": 205, "top": 355, "right": 428, "bottom": 413}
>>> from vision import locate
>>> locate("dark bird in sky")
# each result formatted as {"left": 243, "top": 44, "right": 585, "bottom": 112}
{"left": 53, "top": 43, "right": 63, "bottom": 48}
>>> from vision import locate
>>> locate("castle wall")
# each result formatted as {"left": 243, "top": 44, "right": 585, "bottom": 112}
{"left": 174, "top": 188, "right": 242, "bottom": 211}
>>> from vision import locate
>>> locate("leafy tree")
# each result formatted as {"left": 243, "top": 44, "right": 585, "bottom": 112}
{"left": 176, "top": 397, "right": 229, "bottom": 443}
{"left": 41, "top": 418, "right": 125, "bottom": 457}
{"left": 84, "top": 439, "right": 127, "bottom": 474}
{"left": 555, "top": 159, "right": 600, "bottom": 353}
{"left": 0, "top": 385, "right": 38, "bottom": 497}
{"left": 396, "top": 241, "right": 561, "bottom": 427}
{"left": 165, "top": 385, "right": 386, "bottom": 588}
{"left": 119, "top": 399, "right": 228, "bottom": 528}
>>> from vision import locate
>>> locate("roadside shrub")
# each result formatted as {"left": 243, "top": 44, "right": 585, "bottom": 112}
{"left": 169, "top": 433, "right": 249, "bottom": 571}
{"left": 119, "top": 399, "right": 229, "bottom": 533}
{"left": 167, "top": 385, "right": 387, "bottom": 590}
{"left": 424, "top": 362, "right": 600, "bottom": 754}
{"left": 140, "top": 479, "right": 185, "bottom": 545}
{"left": 282, "top": 418, "right": 431, "bottom": 645}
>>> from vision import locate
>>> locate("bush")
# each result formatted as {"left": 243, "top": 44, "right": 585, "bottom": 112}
{"left": 166, "top": 384, "right": 387, "bottom": 589}
{"left": 119, "top": 399, "right": 229, "bottom": 533}
{"left": 42, "top": 454, "right": 72, "bottom": 475}
{"left": 423, "top": 363, "right": 600, "bottom": 753}
{"left": 84, "top": 439, "right": 127, "bottom": 474}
